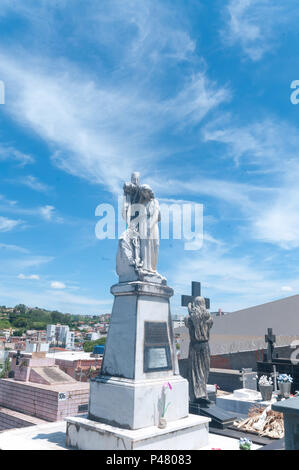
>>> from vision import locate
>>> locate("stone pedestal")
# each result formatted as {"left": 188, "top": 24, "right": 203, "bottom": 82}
{"left": 66, "top": 280, "right": 210, "bottom": 449}
{"left": 89, "top": 280, "right": 189, "bottom": 430}
{"left": 66, "top": 414, "right": 210, "bottom": 450}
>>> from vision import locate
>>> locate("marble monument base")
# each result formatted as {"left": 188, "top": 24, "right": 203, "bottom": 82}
{"left": 66, "top": 414, "right": 210, "bottom": 450}
{"left": 88, "top": 375, "right": 189, "bottom": 430}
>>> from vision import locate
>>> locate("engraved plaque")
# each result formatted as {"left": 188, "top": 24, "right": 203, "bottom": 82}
{"left": 144, "top": 321, "right": 172, "bottom": 372}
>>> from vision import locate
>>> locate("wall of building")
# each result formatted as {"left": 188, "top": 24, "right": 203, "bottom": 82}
{"left": 0, "top": 379, "right": 89, "bottom": 422}
{"left": 0, "top": 409, "right": 45, "bottom": 432}
{"left": 209, "top": 345, "right": 295, "bottom": 371}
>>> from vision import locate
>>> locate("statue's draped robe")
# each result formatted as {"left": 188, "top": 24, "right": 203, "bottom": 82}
{"left": 184, "top": 306, "right": 213, "bottom": 401}
{"left": 139, "top": 198, "right": 160, "bottom": 272}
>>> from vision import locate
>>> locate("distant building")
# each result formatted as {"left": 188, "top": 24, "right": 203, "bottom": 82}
{"left": 46, "top": 325, "right": 75, "bottom": 350}
{"left": 25, "top": 340, "right": 50, "bottom": 353}
{"left": 86, "top": 332, "right": 100, "bottom": 341}
{"left": 172, "top": 318, "right": 185, "bottom": 329}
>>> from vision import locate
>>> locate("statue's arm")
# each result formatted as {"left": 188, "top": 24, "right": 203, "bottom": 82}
{"left": 187, "top": 302, "right": 193, "bottom": 315}
{"left": 205, "top": 312, "right": 213, "bottom": 327}
{"left": 149, "top": 199, "right": 160, "bottom": 223}
{"left": 184, "top": 316, "right": 190, "bottom": 329}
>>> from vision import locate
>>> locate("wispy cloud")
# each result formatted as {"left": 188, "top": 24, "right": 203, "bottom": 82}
{"left": 0, "top": 243, "right": 29, "bottom": 253}
{"left": 0, "top": 0, "right": 229, "bottom": 195}
{"left": 18, "top": 273, "right": 40, "bottom": 280}
{"left": 0, "top": 144, "right": 34, "bottom": 166}
{"left": 200, "top": 115, "right": 299, "bottom": 249}
{"left": 222, "top": 0, "right": 296, "bottom": 61}
{"left": 9, "top": 175, "right": 51, "bottom": 193}
{"left": 50, "top": 281, "right": 66, "bottom": 289}
{"left": 39, "top": 205, "right": 55, "bottom": 221}
{"left": 169, "top": 239, "right": 299, "bottom": 312}
{"left": 0, "top": 215, "right": 22, "bottom": 232}
{"left": 0, "top": 197, "right": 62, "bottom": 223}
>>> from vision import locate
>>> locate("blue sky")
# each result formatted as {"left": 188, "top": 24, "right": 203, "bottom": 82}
{"left": 1, "top": 0, "right": 299, "bottom": 316}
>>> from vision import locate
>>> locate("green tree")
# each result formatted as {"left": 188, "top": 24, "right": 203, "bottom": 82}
{"left": 12, "top": 328, "right": 25, "bottom": 337}
{"left": 83, "top": 337, "right": 106, "bottom": 352}
{"left": 0, "top": 319, "right": 11, "bottom": 329}
{"left": 14, "top": 317, "right": 30, "bottom": 329}
{"left": 13, "top": 304, "right": 27, "bottom": 315}
{"left": 0, "top": 357, "right": 11, "bottom": 378}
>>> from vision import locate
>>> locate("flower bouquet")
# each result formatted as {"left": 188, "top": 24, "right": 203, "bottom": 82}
{"left": 277, "top": 374, "right": 293, "bottom": 398}
{"left": 257, "top": 375, "right": 273, "bottom": 401}
{"left": 239, "top": 438, "right": 252, "bottom": 451}
{"left": 158, "top": 382, "right": 172, "bottom": 428}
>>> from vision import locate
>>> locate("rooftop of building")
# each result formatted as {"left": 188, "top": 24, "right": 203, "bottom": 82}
{"left": 46, "top": 351, "right": 94, "bottom": 361}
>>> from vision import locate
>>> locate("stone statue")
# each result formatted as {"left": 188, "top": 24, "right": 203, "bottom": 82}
{"left": 184, "top": 296, "right": 213, "bottom": 404}
{"left": 116, "top": 173, "right": 165, "bottom": 283}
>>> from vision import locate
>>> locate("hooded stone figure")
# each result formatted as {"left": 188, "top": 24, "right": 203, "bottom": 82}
{"left": 138, "top": 184, "right": 161, "bottom": 273}
{"left": 184, "top": 296, "right": 213, "bottom": 403}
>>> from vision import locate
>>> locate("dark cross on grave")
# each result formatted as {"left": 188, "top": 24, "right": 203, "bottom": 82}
{"left": 181, "top": 281, "right": 210, "bottom": 310}
{"left": 15, "top": 349, "right": 21, "bottom": 366}
{"left": 265, "top": 328, "right": 276, "bottom": 363}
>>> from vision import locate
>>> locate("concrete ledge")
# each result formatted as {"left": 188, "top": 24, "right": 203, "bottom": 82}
{"left": 66, "top": 414, "right": 210, "bottom": 450}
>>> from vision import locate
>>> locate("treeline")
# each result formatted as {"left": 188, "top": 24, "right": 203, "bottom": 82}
{"left": 0, "top": 304, "right": 103, "bottom": 333}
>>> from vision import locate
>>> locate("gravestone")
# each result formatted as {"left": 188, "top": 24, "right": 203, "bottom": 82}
{"left": 66, "top": 174, "right": 210, "bottom": 450}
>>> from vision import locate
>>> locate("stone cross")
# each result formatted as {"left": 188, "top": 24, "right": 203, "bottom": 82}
{"left": 265, "top": 328, "right": 276, "bottom": 363}
{"left": 181, "top": 281, "right": 210, "bottom": 310}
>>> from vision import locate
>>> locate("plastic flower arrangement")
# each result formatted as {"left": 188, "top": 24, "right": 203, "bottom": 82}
{"left": 161, "top": 382, "right": 172, "bottom": 418}
{"left": 277, "top": 374, "right": 293, "bottom": 383}
{"left": 239, "top": 438, "right": 252, "bottom": 451}
{"left": 257, "top": 375, "right": 273, "bottom": 386}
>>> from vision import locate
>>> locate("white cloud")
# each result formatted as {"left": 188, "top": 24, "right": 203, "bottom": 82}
{"left": 14, "top": 175, "right": 51, "bottom": 193}
{"left": 169, "top": 240, "right": 299, "bottom": 312}
{"left": 222, "top": 0, "right": 293, "bottom": 61}
{"left": 0, "top": 283, "right": 112, "bottom": 315}
{"left": 0, "top": 243, "right": 29, "bottom": 253}
{"left": 0, "top": 144, "right": 34, "bottom": 166}
{"left": 201, "top": 116, "right": 299, "bottom": 249}
{"left": 39, "top": 205, "right": 55, "bottom": 221}
{"left": 281, "top": 286, "right": 293, "bottom": 292}
{"left": 50, "top": 281, "right": 66, "bottom": 289}
{"left": 7, "top": 256, "right": 54, "bottom": 271}
{"left": 0, "top": 8, "right": 229, "bottom": 194}
{"left": 0, "top": 216, "right": 22, "bottom": 232}
{"left": 18, "top": 273, "right": 40, "bottom": 280}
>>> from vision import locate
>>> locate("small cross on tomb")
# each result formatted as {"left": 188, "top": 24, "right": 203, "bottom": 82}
{"left": 265, "top": 328, "right": 276, "bottom": 363}
{"left": 181, "top": 281, "right": 210, "bottom": 310}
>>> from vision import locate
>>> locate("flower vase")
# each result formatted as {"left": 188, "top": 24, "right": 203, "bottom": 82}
{"left": 259, "top": 384, "right": 273, "bottom": 401}
{"left": 279, "top": 382, "right": 291, "bottom": 398}
{"left": 158, "top": 417, "right": 167, "bottom": 429}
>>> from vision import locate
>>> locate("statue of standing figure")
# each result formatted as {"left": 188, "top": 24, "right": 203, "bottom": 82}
{"left": 184, "top": 296, "right": 213, "bottom": 404}
{"left": 116, "top": 173, "right": 164, "bottom": 283}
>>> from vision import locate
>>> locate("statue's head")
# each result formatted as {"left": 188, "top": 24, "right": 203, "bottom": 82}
{"left": 131, "top": 172, "right": 140, "bottom": 185}
{"left": 194, "top": 296, "right": 206, "bottom": 309}
{"left": 140, "top": 184, "right": 154, "bottom": 201}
